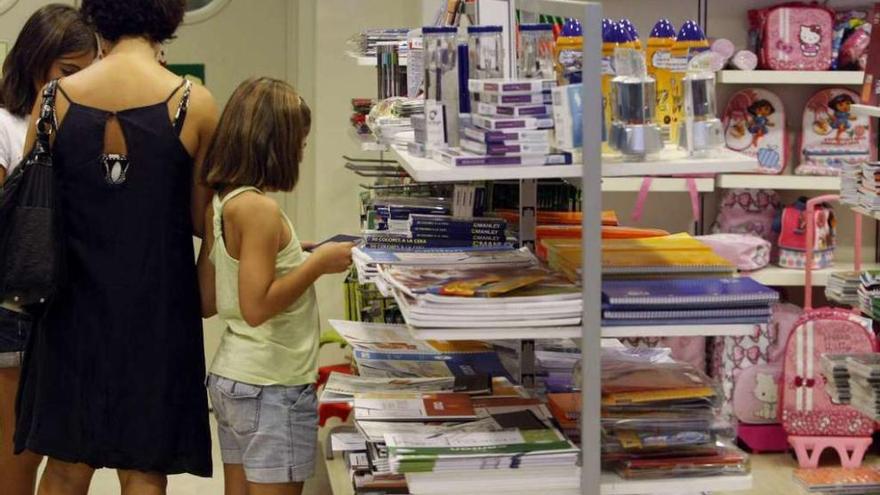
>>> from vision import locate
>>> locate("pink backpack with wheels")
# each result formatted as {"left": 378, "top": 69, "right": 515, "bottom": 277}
{"left": 780, "top": 195, "right": 876, "bottom": 468}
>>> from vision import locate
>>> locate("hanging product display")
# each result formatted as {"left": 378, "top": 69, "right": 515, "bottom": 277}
{"left": 517, "top": 23, "right": 556, "bottom": 80}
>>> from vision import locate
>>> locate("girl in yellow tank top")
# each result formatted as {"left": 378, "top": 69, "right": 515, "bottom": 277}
{"left": 197, "top": 77, "right": 353, "bottom": 494}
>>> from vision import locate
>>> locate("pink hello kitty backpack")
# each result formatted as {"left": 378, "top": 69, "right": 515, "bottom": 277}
{"left": 781, "top": 195, "right": 876, "bottom": 468}
{"left": 723, "top": 89, "right": 787, "bottom": 174}
{"left": 796, "top": 88, "right": 870, "bottom": 176}
{"left": 752, "top": 3, "right": 834, "bottom": 70}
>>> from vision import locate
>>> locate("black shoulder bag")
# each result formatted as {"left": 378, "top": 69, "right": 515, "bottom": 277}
{"left": 0, "top": 80, "right": 64, "bottom": 305}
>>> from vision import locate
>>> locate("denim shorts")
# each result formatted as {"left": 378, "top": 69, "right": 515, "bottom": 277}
{"left": 0, "top": 307, "right": 32, "bottom": 368}
{"left": 207, "top": 374, "right": 318, "bottom": 484}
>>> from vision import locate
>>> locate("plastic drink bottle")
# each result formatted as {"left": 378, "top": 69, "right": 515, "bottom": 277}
{"left": 647, "top": 19, "right": 676, "bottom": 132}
{"left": 669, "top": 20, "right": 709, "bottom": 143}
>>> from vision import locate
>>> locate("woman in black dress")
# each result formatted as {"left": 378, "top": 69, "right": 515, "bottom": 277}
{"left": 14, "top": 1, "right": 219, "bottom": 493}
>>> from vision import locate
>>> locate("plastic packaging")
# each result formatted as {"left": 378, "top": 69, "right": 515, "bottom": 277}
{"left": 610, "top": 48, "right": 663, "bottom": 159}
{"left": 647, "top": 19, "right": 676, "bottom": 133}
{"left": 730, "top": 50, "right": 758, "bottom": 71}
{"left": 467, "top": 25, "right": 504, "bottom": 80}
{"left": 518, "top": 23, "right": 556, "bottom": 80}
{"left": 678, "top": 54, "right": 723, "bottom": 157}
{"left": 423, "top": 26, "right": 459, "bottom": 148}
{"left": 669, "top": 20, "right": 709, "bottom": 144}
{"left": 555, "top": 18, "right": 584, "bottom": 85}
{"left": 406, "top": 28, "right": 424, "bottom": 98}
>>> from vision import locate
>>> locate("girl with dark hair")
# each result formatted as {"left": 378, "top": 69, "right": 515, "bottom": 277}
{"left": 13, "top": 0, "right": 219, "bottom": 493}
{"left": 828, "top": 93, "right": 856, "bottom": 142}
{"left": 746, "top": 99, "right": 775, "bottom": 148}
{"left": 0, "top": 5, "right": 94, "bottom": 495}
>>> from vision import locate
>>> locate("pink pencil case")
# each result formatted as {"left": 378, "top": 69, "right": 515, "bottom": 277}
{"left": 698, "top": 233, "right": 771, "bottom": 271}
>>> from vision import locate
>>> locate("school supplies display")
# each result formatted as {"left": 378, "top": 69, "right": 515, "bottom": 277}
{"left": 794, "top": 467, "right": 880, "bottom": 494}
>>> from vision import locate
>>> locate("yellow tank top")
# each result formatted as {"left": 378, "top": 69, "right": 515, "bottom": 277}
{"left": 209, "top": 186, "right": 320, "bottom": 386}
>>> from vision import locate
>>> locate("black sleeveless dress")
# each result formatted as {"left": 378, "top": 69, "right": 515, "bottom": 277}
{"left": 14, "top": 80, "right": 212, "bottom": 476}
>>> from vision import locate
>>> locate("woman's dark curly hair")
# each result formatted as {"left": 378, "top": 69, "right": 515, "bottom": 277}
{"left": 81, "top": 0, "right": 186, "bottom": 43}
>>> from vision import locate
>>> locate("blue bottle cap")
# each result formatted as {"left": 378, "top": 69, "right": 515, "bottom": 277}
{"left": 650, "top": 18, "right": 676, "bottom": 39}
{"left": 605, "top": 22, "right": 629, "bottom": 44}
{"left": 562, "top": 18, "right": 582, "bottom": 37}
{"left": 676, "top": 20, "right": 706, "bottom": 42}
{"left": 520, "top": 23, "right": 554, "bottom": 32}
{"left": 467, "top": 25, "right": 503, "bottom": 34}
{"left": 619, "top": 19, "right": 639, "bottom": 41}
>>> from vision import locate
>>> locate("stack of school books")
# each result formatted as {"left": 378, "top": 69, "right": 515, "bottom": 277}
{"left": 436, "top": 79, "right": 573, "bottom": 167}
{"left": 826, "top": 271, "right": 862, "bottom": 306}
{"left": 846, "top": 355, "right": 880, "bottom": 420}
{"left": 794, "top": 467, "right": 880, "bottom": 494}
{"left": 328, "top": 320, "right": 513, "bottom": 382}
{"left": 858, "top": 270, "right": 880, "bottom": 319}
{"left": 821, "top": 354, "right": 852, "bottom": 404}
{"left": 858, "top": 162, "right": 880, "bottom": 213}
{"left": 841, "top": 161, "right": 861, "bottom": 207}
{"left": 537, "top": 344, "right": 581, "bottom": 394}
{"left": 547, "top": 392, "right": 581, "bottom": 444}
{"left": 375, "top": 264, "right": 582, "bottom": 336}
{"left": 600, "top": 278, "right": 778, "bottom": 327}
{"left": 601, "top": 348, "right": 750, "bottom": 480}
{"left": 352, "top": 246, "right": 535, "bottom": 285}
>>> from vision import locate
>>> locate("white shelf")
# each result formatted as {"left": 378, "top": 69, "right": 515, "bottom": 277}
{"left": 602, "top": 324, "right": 760, "bottom": 338}
{"left": 347, "top": 51, "right": 408, "bottom": 67}
{"left": 717, "top": 70, "right": 863, "bottom": 85}
{"left": 349, "top": 128, "right": 390, "bottom": 152}
{"left": 716, "top": 174, "right": 840, "bottom": 191}
{"left": 852, "top": 104, "right": 880, "bottom": 118}
{"left": 406, "top": 324, "right": 758, "bottom": 341}
{"left": 600, "top": 472, "right": 752, "bottom": 495}
{"left": 602, "top": 177, "right": 715, "bottom": 193}
{"left": 391, "top": 145, "right": 756, "bottom": 183}
{"left": 747, "top": 263, "right": 880, "bottom": 287}
{"left": 854, "top": 206, "right": 880, "bottom": 220}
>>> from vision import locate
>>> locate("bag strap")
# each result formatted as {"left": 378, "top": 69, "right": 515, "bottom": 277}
{"left": 33, "top": 80, "right": 59, "bottom": 159}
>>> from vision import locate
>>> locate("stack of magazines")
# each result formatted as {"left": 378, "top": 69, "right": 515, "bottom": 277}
{"left": 846, "top": 354, "right": 880, "bottom": 420}
{"left": 600, "top": 348, "right": 750, "bottom": 480}
{"left": 858, "top": 270, "right": 880, "bottom": 319}
{"left": 821, "top": 354, "right": 852, "bottom": 404}
{"left": 600, "top": 277, "right": 779, "bottom": 327}
{"left": 858, "top": 162, "right": 880, "bottom": 213}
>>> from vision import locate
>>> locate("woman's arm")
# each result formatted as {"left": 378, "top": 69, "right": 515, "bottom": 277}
{"left": 232, "top": 195, "right": 353, "bottom": 327}
{"left": 190, "top": 85, "right": 219, "bottom": 239}
{"left": 197, "top": 205, "right": 217, "bottom": 318}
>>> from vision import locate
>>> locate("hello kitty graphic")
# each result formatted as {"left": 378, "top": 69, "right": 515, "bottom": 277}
{"left": 799, "top": 25, "right": 822, "bottom": 57}
{"left": 754, "top": 372, "right": 778, "bottom": 421}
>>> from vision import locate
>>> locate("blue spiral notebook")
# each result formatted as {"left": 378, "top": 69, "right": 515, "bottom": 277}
{"left": 602, "top": 277, "right": 779, "bottom": 309}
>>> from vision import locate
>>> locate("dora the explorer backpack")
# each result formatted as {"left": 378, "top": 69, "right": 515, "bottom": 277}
{"left": 796, "top": 88, "right": 870, "bottom": 176}
{"left": 723, "top": 88, "right": 787, "bottom": 174}
{"left": 781, "top": 195, "right": 876, "bottom": 469}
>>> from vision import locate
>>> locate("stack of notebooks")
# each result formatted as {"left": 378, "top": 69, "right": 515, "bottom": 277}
{"left": 858, "top": 270, "right": 880, "bottom": 319}
{"left": 600, "top": 278, "right": 779, "bottom": 327}
{"left": 858, "top": 162, "right": 880, "bottom": 213}
{"left": 826, "top": 271, "right": 862, "bottom": 306}
{"left": 352, "top": 246, "right": 535, "bottom": 286}
{"left": 821, "top": 354, "right": 852, "bottom": 404}
{"left": 841, "top": 161, "right": 861, "bottom": 207}
{"left": 600, "top": 348, "right": 750, "bottom": 480}
{"left": 328, "top": 320, "right": 514, "bottom": 382}
{"left": 846, "top": 354, "right": 880, "bottom": 420}
{"left": 436, "top": 79, "right": 573, "bottom": 167}
{"left": 375, "top": 263, "right": 582, "bottom": 337}
{"left": 794, "top": 467, "right": 880, "bottom": 494}
{"left": 537, "top": 344, "right": 582, "bottom": 393}
{"left": 547, "top": 392, "right": 581, "bottom": 444}
{"left": 543, "top": 233, "right": 737, "bottom": 284}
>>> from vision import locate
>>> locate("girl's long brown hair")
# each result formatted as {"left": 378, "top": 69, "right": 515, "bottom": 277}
{"left": 202, "top": 77, "right": 311, "bottom": 193}
{"left": 0, "top": 4, "right": 94, "bottom": 118}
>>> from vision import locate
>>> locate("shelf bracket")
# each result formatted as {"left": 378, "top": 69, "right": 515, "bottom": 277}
{"left": 519, "top": 179, "right": 538, "bottom": 250}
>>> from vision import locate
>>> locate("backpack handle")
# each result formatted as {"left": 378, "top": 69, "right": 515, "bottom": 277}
{"left": 804, "top": 194, "right": 860, "bottom": 311}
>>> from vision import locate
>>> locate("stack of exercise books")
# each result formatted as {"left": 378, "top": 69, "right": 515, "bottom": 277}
{"left": 352, "top": 246, "right": 535, "bottom": 285}
{"left": 794, "top": 467, "right": 880, "bottom": 494}
{"left": 600, "top": 277, "right": 779, "bottom": 327}
{"left": 328, "top": 320, "right": 513, "bottom": 382}
{"left": 858, "top": 162, "right": 880, "bottom": 213}
{"left": 846, "top": 354, "right": 880, "bottom": 420}
{"left": 821, "top": 354, "right": 852, "bottom": 404}
{"left": 841, "top": 161, "right": 861, "bottom": 207}
{"left": 601, "top": 348, "right": 750, "bottom": 480}
{"left": 537, "top": 345, "right": 582, "bottom": 393}
{"left": 436, "top": 79, "right": 573, "bottom": 167}
{"left": 375, "top": 263, "right": 582, "bottom": 337}
{"left": 858, "top": 270, "right": 880, "bottom": 319}
{"left": 601, "top": 234, "right": 737, "bottom": 279}
{"left": 826, "top": 271, "right": 862, "bottom": 306}
{"left": 547, "top": 392, "right": 581, "bottom": 444}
